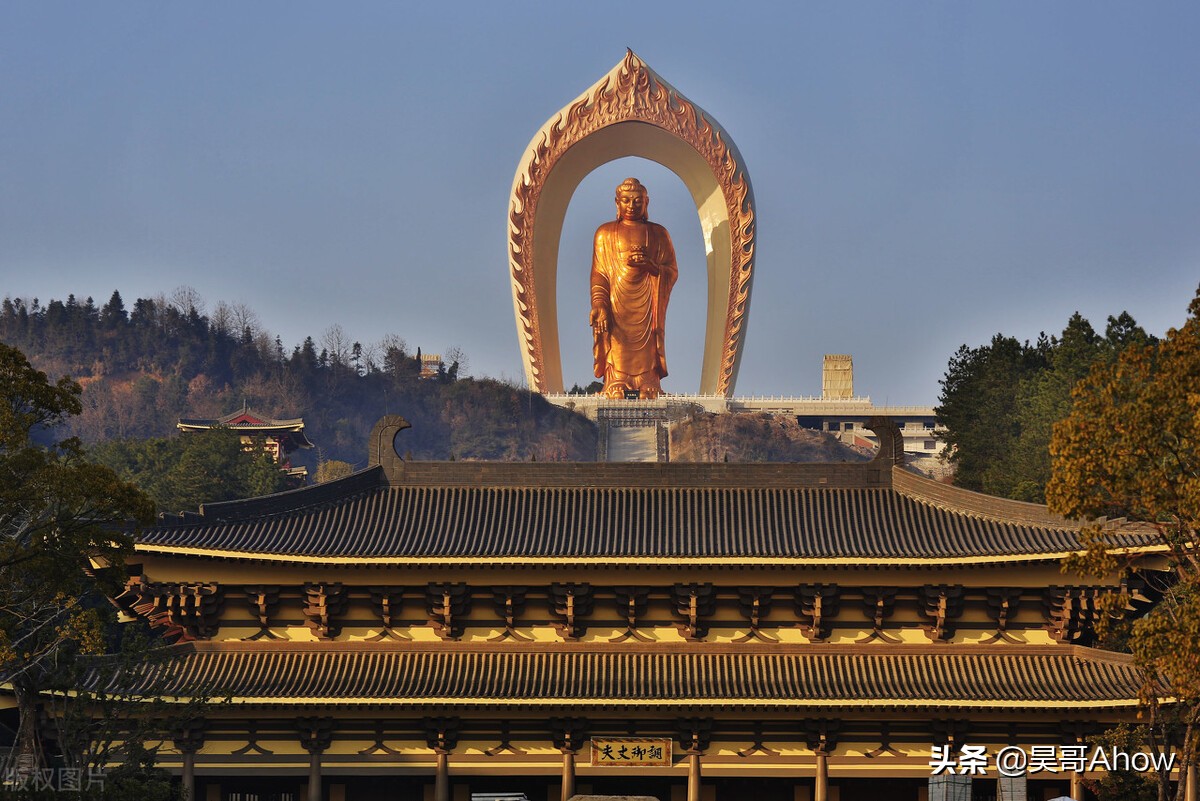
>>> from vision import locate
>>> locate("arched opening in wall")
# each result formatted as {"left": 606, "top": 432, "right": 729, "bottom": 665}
{"left": 558, "top": 157, "right": 706, "bottom": 395}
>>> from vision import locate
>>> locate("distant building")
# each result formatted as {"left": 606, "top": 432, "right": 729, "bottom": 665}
{"left": 821, "top": 354, "right": 854, "bottom": 399}
{"left": 177, "top": 408, "right": 314, "bottom": 480}
{"left": 419, "top": 352, "right": 445, "bottom": 379}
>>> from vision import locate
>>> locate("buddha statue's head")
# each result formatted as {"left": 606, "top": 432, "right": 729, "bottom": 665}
{"left": 614, "top": 177, "right": 649, "bottom": 222}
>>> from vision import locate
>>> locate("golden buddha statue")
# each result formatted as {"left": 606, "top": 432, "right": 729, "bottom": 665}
{"left": 589, "top": 178, "right": 679, "bottom": 399}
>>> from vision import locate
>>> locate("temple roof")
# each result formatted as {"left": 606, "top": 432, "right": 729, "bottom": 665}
{"left": 136, "top": 460, "right": 1155, "bottom": 565}
{"left": 96, "top": 642, "right": 1146, "bottom": 710}
{"left": 177, "top": 408, "right": 313, "bottom": 448}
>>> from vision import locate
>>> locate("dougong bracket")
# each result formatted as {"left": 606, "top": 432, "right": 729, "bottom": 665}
{"left": 982, "top": 587, "right": 1024, "bottom": 644}
{"left": 489, "top": 586, "right": 533, "bottom": 642}
{"left": 675, "top": 717, "right": 714, "bottom": 755}
{"left": 804, "top": 719, "right": 841, "bottom": 755}
{"left": 243, "top": 585, "right": 283, "bottom": 641}
{"left": 1043, "top": 586, "right": 1105, "bottom": 643}
{"left": 296, "top": 717, "right": 334, "bottom": 754}
{"left": 737, "top": 724, "right": 781, "bottom": 758}
{"left": 796, "top": 583, "right": 840, "bottom": 642}
{"left": 303, "top": 582, "right": 349, "bottom": 640}
{"left": 611, "top": 586, "right": 653, "bottom": 643}
{"left": 426, "top": 583, "right": 472, "bottom": 640}
{"left": 921, "top": 584, "right": 965, "bottom": 643}
{"left": 550, "top": 582, "right": 594, "bottom": 640}
{"left": 119, "top": 579, "right": 224, "bottom": 641}
{"left": 672, "top": 583, "right": 716, "bottom": 641}
{"left": 358, "top": 721, "right": 402, "bottom": 756}
{"left": 484, "top": 721, "right": 526, "bottom": 756}
{"left": 857, "top": 586, "right": 901, "bottom": 644}
{"left": 734, "top": 587, "right": 778, "bottom": 643}
{"left": 367, "top": 587, "right": 410, "bottom": 642}
{"left": 422, "top": 716, "right": 462, "bottom": 754}
{"left": 550, "top": 717, "right": 590, "bottom": 755}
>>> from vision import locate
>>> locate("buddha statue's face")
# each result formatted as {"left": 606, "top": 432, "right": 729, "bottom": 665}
{"left": 615, "top": 187, "right": 648, "bottom": 222}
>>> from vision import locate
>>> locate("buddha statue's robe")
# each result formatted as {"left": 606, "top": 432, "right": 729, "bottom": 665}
{"left": 590, "top": 218, "right": 678, "bottom": 398}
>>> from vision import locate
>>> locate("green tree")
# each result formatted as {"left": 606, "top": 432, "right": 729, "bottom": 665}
{"left": 92, "top": 429, "right": 290, "bottom": 515}
{"left": 1048, "top": 288, "right": 1200, "bottom": 801}
{"left": 0, "top": 343, "right": 155, "bottom": 776}
{"left": 937, "top": 310, "right": 1152, "bottom": 502}
{"left": 936, "top": 334, "right": 1048, "bottom": 496}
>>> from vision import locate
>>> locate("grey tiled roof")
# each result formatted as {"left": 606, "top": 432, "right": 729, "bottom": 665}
{"left": 137, "top": 462, "right": 1153, "bottom": 560}
{"left": 146, "top": 486, "right": 1074, "bottom": 558}
{"left": 102, "top": 642, "right": 1144, "bottom": 709}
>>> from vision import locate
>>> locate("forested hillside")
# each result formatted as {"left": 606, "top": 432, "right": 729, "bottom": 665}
{"left": 0, "top": 289, "right": 597, "bottom": 468}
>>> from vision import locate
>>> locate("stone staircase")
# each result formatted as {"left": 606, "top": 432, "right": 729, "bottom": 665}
{"left": 605, "top": 424, "right": 660, "bottom": 462}
{"left": 597, "top": 406, "right": 669, "bottom": 462}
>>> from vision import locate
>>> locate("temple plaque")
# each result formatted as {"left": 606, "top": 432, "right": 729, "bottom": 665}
{"left": 589, "top": 737, "right": 673, "bottom": 767}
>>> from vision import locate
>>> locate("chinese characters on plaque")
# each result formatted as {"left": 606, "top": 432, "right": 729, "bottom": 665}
{"left": 589, "top": 737, "right": 673, "bottom": 767}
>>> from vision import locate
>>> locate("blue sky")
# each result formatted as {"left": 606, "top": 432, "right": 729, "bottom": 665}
{"left": 2, "top": 3, "right": 1197, "bottom": 405}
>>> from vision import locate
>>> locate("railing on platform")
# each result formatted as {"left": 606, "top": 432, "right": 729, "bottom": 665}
{"left": 542, "top": 394, "right": 936, "bottom": 416}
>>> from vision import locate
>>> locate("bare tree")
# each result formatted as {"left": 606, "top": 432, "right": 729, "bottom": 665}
{"left": 321, "top": 324, "right": 352, "bottom": 367}
{"left": 210, "top": 301, "right": 233, "bottom": 337}
{"left": 229, "top": 301, "right": 261, "bottom": 339}
{"left": 357, "top": 340, "right": 382, "bottom": 373}
{"left": 378, "top": 333, "right": 408, "bottom": 358}
{"left": 445, "top": 345, "right": 469, "bottom": 378}
{"left": 168, "top": 285, "right": 206, "bottom": 318}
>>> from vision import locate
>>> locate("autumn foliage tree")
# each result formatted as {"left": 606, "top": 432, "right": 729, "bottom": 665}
{"left": 1047, "top": 288, "right": 1200, "bottom": 801}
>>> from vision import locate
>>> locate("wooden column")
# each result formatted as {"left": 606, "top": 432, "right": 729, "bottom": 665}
{"left": 551, "top": 716, "right": 588, "bottom": 801}
{"left": 676, "top": 718, "right": 712, "bottom": 801}
{"left": 173, "top": 720, "right": 205, "bottom": 801}
{"left": 181, "top": 751, "right": 196, "bottom": 801}
{"left": 422, "top": 717, "right": 461, "bottom": 801}
{"left": 814, "top": 751, "right": 828, "bottom": 801}
{"left": 434, "top": 750, "right": 449, "bottom": 801}
{"left": 561, "top": 750, "right": 576, "bottom": 801}
{"left": 1056, "top": 722, "right": 1090, "bottom": 801}
{"left": 307, "top": 752, "right": 322, "bottom": 801}
{"left": 687, "top": 752, "right": 702, "bottom": 801}
{"left": 1187, "top": 763, "right": 1197, "bottom": 801}
{"left": 804, "top": 719, "right": 839, "bottom": 801}
{"left": 296, "top": 717, "right": 334, "bottom": 801}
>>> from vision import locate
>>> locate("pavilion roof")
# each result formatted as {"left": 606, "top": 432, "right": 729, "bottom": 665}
{"left": 91, "top": 641, "right": 1147, "bottom": 710}
{"left": 177, "top": 408, "right": 313, "bottom": 447}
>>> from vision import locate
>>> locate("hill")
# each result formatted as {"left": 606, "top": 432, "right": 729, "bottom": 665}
{"left": 0, "top": 289, "right": 597, "bottom": 468}
{"left": 671, "top": 411, "right": 872, "bottom": 463}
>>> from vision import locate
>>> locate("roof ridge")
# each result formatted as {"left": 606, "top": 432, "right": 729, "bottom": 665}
{"left": 891, "top": 465, "right": 1078, "bottom": 529}
{"left": 153, "top": 465, "right": 385, "bottom": 527}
